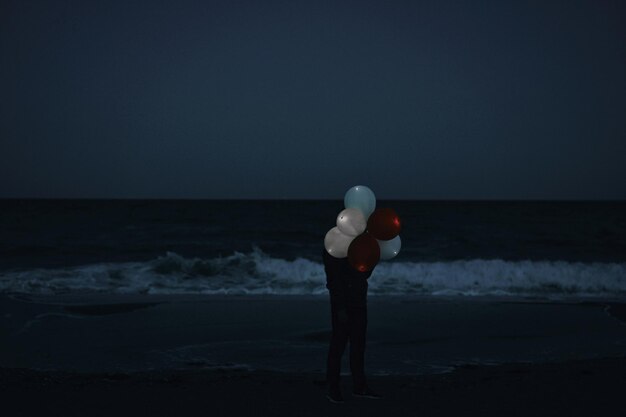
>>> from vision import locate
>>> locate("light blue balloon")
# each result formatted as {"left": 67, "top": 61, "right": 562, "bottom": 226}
{"left": 378, "top": 235, "right": 401, "bottom": 260}
{"left": 344, "top": 185, "right": 376, "bottom": 219}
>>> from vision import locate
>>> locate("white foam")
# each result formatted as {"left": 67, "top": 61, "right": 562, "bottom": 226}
{"left": 1, "top": 247, "right": 625, "bottom": 299}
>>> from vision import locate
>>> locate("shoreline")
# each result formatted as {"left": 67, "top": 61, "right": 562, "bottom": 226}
{"left": 7, "top": 292, "right": 626, "bottom": 324}
{"left": 3, "top": 294, "right": 626, "bottom": 375}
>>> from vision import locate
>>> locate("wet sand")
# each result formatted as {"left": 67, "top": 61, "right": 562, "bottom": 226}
{"left": 2, "top": 357, "right": 626, "bottom": 416}
{"left": 1, "top": 294, "right": 626, "bottom": 415}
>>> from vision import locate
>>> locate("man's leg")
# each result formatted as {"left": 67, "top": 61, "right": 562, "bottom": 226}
{"left": 348, "top": 306, "right": 368, "bottom": 391}
{"left": 327, "top": 301, "right": 349, "bottom": 387}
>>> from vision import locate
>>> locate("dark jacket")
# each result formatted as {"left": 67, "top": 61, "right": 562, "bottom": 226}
{"left": 323, "top": 248, "right": 373, "bottom": 309}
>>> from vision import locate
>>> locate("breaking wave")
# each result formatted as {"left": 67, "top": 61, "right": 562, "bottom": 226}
{"left": 1, "top": 247, "right": 625, "bottom": 299}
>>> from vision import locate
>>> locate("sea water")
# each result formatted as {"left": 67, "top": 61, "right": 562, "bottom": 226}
{"left": 2, "top": 200, "right": 626, "bottom": 374}
{"left": 1, "top": 199, "right": 625, "bottom": 300}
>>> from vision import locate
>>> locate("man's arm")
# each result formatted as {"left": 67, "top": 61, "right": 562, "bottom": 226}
{"left": 323, "top": 250, "right": 350, "bottom": 312}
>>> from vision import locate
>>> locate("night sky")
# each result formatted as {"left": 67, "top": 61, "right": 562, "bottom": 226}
{"left": 1, "top": 0, "right": 624, "bottom": 199}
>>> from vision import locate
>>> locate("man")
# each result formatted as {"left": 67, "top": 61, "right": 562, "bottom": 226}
{"left": 323, "top": 248, "right": 382, "bottom": 403}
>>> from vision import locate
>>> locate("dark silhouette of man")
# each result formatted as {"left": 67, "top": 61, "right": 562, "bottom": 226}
{"left": 323, "top": 248, "right": 382, "bottom": 403}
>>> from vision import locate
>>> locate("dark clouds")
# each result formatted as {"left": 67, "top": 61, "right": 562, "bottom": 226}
{"left": 1, "top": 0, "right": 625, "bottom": 199}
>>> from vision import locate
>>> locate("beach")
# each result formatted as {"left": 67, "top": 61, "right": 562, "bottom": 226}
{"left": 2, "top": 294, "right": 625, "bottom": 415}
{"left": 2, "top": 357, "right": 626, "bottom": 417}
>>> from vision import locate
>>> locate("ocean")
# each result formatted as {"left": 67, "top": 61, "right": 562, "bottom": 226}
{"left": 1, "top": 199, "right": 625, "bottom": 300}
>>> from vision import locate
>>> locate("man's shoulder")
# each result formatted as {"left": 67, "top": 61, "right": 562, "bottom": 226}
{"left": 323, "top": 249, "right": 346, "bottom": 264}
{"left": 323, "top": 251, "right": 351, "bottom": 278}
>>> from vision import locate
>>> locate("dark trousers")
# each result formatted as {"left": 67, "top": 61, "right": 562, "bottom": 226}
{"left": 326, "top": 301, "right": 368, "bottom": 389}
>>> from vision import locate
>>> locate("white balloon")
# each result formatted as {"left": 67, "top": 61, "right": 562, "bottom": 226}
{"left": 324, "top": 227, "right": 354, "bottom": 258}
{"left": 344, "top": 185, "right": 376, "bottom": 219}
{"left": 336, "top": 208, "right": 367, "bottom": 237}
{"left": 378, "top": 235, "right": 401, "bottom": 260}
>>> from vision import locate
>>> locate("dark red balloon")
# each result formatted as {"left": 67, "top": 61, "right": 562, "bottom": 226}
{"left": 348, "top": 233, "right": 380, "bottom": 272}
{"left": 367, "top": 208, "right": 401, "bottom": 241}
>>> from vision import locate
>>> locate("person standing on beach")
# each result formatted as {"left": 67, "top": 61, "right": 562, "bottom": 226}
{"left": 323, "top": 248, "right": 382, "bottom": 403}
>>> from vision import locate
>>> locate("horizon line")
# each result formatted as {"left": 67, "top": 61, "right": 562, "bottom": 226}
{"left": 1, "top": 197, "right": 624, "bottom": 202}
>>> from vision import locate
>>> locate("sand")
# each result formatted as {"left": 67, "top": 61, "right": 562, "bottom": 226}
{"left": 2, "top": 357, "right": 626, "bottom": 416}
{"left": 1, "top": 293, "right": 626, "bottom": 415}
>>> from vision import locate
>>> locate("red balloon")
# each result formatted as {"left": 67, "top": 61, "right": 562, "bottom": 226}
{"left": 348, "top": 233, "right": 380, "bottom": 272}
{"left": 367, "top": 208, "right": 401, "bottom": 241}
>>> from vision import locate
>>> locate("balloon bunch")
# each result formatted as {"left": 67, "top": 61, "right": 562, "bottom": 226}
{"left": 324, "top": 185, "right": 402, "bottom": 272}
